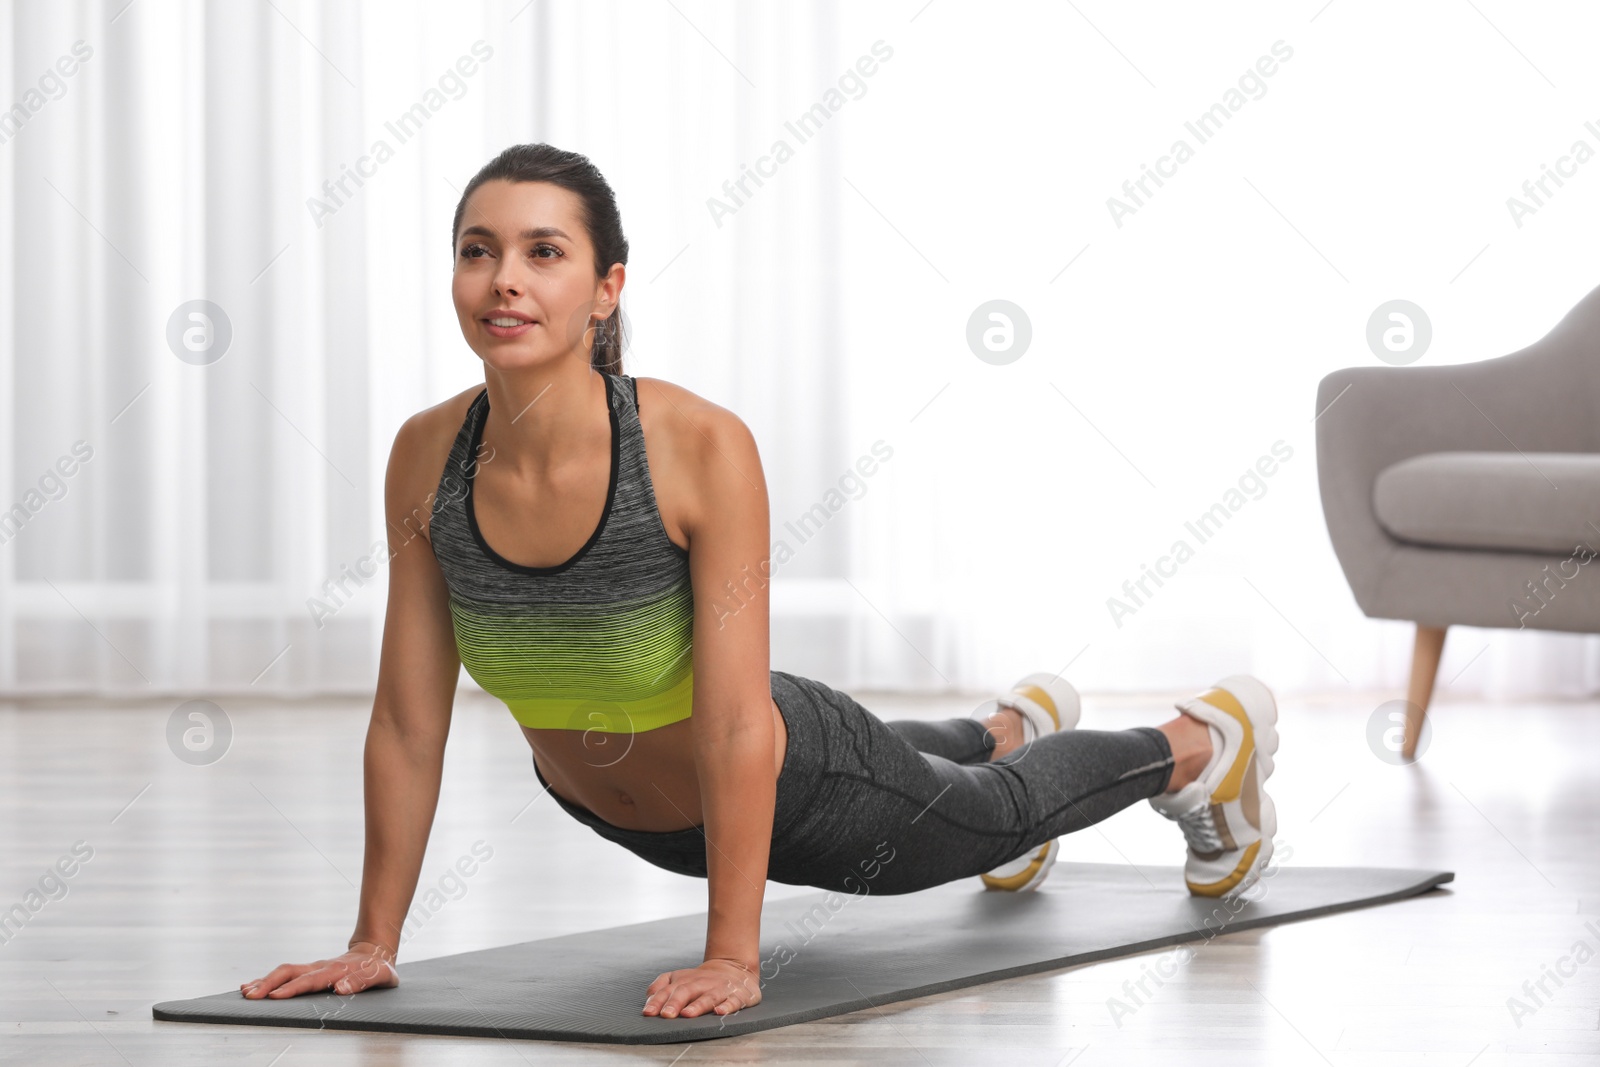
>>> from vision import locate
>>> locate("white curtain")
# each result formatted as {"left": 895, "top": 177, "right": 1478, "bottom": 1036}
{"left": 3, "top": 0, "right": 1597, "bottom": 703}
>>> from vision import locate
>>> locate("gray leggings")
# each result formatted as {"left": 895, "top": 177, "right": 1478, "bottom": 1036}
{"left": 532, "top": 669, "right": 1176, "bottom": 895}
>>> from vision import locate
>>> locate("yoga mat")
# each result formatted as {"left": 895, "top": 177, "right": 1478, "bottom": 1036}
{"left": 154, "top": 862, "right": 1452, "bottom": 1043}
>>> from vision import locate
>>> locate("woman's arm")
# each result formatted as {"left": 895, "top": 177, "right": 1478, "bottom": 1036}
{"left": 244, "top": 412, "right": 462, "bottom": 999}
{"left": 642, "top": 398, "right": 775, "bottom": 1019}
{"left": 349, "top": 414, "right": 463, "bottom": 955}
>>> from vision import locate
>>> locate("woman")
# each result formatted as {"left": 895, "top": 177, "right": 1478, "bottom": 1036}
{"left": 241, "top": 143, "right": 1280, "bottom": 1022}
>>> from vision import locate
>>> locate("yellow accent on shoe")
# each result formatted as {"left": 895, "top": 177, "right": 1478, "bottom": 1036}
{"left": 1010, "top": 683, "right": 1061, "bottom": 731}
{"left": 980, "top": 840, "right": 1058, "bottom": 892}
{"left": 1192, "top": 687, "right": 1254, "bottom": 805}
{"left": 1185, "top": 839, "right": 1262, "bottom": 897}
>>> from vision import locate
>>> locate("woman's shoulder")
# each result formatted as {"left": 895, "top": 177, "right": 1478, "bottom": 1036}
{"left": 385, "top": 385, "right": 486, "bottom": 539}
{"left": 391, "top": 384, "right": 484, "bottom": 467}
{"left": 400, "top": 380, "right": 484, "bottom": 434}
{"left": 630, "top": 375, "right": 765, "bottom": 542}
{"left": 630, "top": 375, "right": 756, "bottom": 454}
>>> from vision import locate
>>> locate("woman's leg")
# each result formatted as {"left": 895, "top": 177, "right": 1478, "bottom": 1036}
{"left": 765, "top": 671, "right": 1176, "bottom": 896}
{"left": 884, "top": 716, "right": 995, "bottom": 765}
{"left": 886, "top": 698, "right": 1042, "bottom": 765}
{"left": 526, "top": 671, "right": 1195, "bottom": 899}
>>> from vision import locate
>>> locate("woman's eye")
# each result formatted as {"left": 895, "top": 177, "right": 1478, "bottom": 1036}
{"left": 458, "top": 242, "right": 560, "bottom": 260}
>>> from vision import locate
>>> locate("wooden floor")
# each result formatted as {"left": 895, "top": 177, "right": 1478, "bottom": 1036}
{"left": 2, "top": 683, "right": 1597, "bottom": 1066}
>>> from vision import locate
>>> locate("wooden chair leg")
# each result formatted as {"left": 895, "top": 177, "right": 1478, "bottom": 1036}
{"left": 1404, "top": 624, "right": 1448, "bottom": 760}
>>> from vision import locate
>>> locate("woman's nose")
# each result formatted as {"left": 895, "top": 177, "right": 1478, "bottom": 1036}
{"left": 493, "top": 261, "right": 526, "bottom": 298}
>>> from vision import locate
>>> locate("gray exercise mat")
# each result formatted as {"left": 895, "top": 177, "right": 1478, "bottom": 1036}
{"left": 153, "top": 862, "right": 1452, "bottom": 1043}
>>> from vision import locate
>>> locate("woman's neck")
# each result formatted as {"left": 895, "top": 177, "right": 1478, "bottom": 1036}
{"left": 481, "top": 361, "right": 609, "bottom": 479}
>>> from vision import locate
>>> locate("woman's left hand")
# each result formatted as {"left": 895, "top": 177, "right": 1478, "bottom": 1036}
{"left": 642, "top": 957, "right": 762, "bottom": 1019}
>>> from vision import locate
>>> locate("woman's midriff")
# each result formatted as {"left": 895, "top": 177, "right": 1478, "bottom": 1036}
{"left": 522, "top": 697, "right": 787, "bottom": 832}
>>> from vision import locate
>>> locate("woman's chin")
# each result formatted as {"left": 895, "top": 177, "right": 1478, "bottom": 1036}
{"left": 475, "top": 345, "right": 563, "bottom": 370}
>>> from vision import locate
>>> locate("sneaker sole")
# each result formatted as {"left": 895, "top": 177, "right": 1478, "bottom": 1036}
{"left": 980, "top": 837, "right": 1060, "bottom": 892}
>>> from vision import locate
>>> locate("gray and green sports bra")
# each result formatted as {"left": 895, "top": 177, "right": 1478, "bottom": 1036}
{"left": 428, "top": 373, "right": 694, "bottom": 733}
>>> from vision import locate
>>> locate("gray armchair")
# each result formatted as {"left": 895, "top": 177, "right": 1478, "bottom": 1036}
{"left": 1315, "top": 282, "right": 1600, "bottom": 759}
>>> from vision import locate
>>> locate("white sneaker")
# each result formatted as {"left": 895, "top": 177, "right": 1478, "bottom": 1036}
{"left": 976, "top": 672, "right": 1081, "bottom": 892}
{"left": 1148, "top": 675, "right": 1280, "bottom": 899}
{"left": 981, "top": 838, "right": 1061, "bottom": 892}
{"left": 968, "top": 671, "right": 1082, "bottom": 743}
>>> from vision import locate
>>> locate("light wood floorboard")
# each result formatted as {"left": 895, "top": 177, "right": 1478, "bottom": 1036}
{"left": 2, "top": 686, "right": 1597, "bottom": 1065}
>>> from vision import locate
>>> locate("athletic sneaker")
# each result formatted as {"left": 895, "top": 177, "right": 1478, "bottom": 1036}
{"left": 974, "top": 673, "right": 1081, "bottom": 892}
{"left": 1148, "top": 675, "right": 1280, "bottom": 899}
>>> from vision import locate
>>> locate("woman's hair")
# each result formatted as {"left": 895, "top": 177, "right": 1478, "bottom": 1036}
{"left": 450, "top": 144, "right": 629, "bottom": 375}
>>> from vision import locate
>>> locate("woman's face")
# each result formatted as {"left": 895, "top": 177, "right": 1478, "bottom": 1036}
{"left": 451, "top": 179, "right": 619, "bottom": 370}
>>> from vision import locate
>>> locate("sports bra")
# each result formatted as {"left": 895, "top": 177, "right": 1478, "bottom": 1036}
{"left": 427, "top": 373, "right": 694, "bottom": 733}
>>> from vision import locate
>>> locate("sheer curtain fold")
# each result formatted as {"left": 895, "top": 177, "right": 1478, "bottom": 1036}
{"left": 0, "top": 0, "right": 863, "bottom": 699}
{"left": 2, "top": 1, "right": 1595, "bottom": 702}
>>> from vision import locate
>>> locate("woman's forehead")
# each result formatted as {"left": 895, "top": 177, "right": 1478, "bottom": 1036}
{"left": 463, "top": 180, "right": 583, "bottom": 231}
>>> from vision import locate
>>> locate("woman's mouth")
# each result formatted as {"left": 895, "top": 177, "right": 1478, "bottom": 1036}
{"left": 483, "top": 317, "right": 537, "bottom": 338}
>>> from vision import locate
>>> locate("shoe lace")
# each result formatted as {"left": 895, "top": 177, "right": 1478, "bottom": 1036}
{"left": 1174, "top": 803, "right": 1224, "bottom": 855}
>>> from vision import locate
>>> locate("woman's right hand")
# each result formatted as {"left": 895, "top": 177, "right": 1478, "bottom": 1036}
{"left": 241, "top": 941, "right": 399, "bottom": 1000}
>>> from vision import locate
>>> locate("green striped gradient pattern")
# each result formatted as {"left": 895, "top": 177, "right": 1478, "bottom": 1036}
{"left": 450, "top": 579, "right": 695, "bottom": 733}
